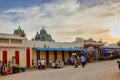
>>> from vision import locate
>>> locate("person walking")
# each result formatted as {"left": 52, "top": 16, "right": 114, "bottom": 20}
{"left": 74, "top": 58, "right": 78, "bottom": 68}
{"left": 80, "top": 55, "right": 86, "bottom": 68}
{"left": 117, "top": 59, "right": 120, "bottom": 70}
{"left": 69, "top": 56, "right": 74, "bottom": 65}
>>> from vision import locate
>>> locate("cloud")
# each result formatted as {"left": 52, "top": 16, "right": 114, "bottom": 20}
{"left": 98, "top": 12, "right": 114, "bottom": 18}
{"left": 96, "top": 29, "right": 110, "bottom": 34}
{"left": 0, "top": 0, "right": 120, "bottom": 43}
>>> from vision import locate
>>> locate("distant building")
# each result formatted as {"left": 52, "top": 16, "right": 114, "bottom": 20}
{"left": 74, "top": 37, "right": 84, "bottom": 43}
{"left": 13, "top": 26, "right": 26, "bottom": 37}
{"left": 84, "top": 37, "right": 104, "bottom": 48}
{"left": 73, "top": 37, "right": 105, "bottom": 61}
{"left": 74, "top": 37, "right": 104, "bottom": 47}
{"left": 32, "top": 26, "right": 55, "bottom": 41}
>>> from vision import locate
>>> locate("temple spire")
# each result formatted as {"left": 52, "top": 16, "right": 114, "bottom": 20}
{"left": 36, "top": 31, "right": 39, "bottom": 35}
{"left": 13, "top": 26, "right": 26, "bottom": 37}
{"left": 19, "top": 25, "right": 21, "bottom": 29}
{"left": 42, "top": 26, "right": 44, "bottom": 30}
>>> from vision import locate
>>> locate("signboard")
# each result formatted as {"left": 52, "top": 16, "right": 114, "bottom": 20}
{"left": 0, "top": 46, "right": 25, "bottom": 51}
{"left": 88, "top": 47, "right": 95, "bottom": 52}
{"left": 72, "top": 53, "right": 76, "bottom": 56}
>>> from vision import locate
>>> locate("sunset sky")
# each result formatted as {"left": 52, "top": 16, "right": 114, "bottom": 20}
{"left": 0, "top": 0, "right": 120, "bottom": 43}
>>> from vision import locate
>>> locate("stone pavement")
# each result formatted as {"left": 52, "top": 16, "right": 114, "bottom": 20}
{"left": 0, "top": 60, "right": 120, "bottom": 80}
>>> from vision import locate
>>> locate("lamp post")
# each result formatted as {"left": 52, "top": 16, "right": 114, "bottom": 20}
{"left": 95, "top": 48, "right": 98, "bottom": 61}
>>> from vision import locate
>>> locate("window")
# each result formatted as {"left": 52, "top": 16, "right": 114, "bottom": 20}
{"left": 0, "top": 38, "right": 9, "bottom": 43}
{"left": 11, "top": 39, "right": 22, "bottom": 44}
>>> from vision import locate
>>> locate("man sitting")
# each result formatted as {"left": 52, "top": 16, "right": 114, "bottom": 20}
{"left": 52, "top": 60, "right": 63, "bottom": 68}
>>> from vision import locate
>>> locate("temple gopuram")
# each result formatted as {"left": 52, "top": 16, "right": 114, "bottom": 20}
{"left": 13, "top": 26, "right": 26, "bottom": 37}
{"left": 32, "top": 26, "right": 55, "bottom": 41}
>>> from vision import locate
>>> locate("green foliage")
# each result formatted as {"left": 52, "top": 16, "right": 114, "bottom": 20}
{"left": 117, "top": 41, "right": 120, "bottom": 46}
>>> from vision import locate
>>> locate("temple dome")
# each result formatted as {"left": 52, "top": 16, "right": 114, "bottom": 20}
{"left": 33, "top": 26, "right": 55, "bottom": 42}
{"left": 40, "top": 26, "right": 47, "bottom": 34}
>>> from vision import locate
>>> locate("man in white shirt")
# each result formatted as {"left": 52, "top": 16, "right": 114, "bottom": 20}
{"left": 80, "top": 55, "right": 86, "bottom": 68}
{"left": 41, "top": 58, "right": 45, "bottom": 69}
{"left": 38, "top": 59, "right": 41, "bottom": 69}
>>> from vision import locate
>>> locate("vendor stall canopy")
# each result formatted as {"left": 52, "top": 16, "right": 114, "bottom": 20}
{"left": 102, "top": 48, "right": 120, "bottom": 54}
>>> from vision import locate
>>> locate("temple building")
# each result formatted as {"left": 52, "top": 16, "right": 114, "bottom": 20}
{"left": 0, "top": 33, "right": 28, "bottom": 67}
{"left": 74, "top": 37, "right": 104, "bottom": 47}
{"left": 0, "top": 33, "right": 84, "bottom": 68}
{"left": 13, "top": 26, "right": 26, "bottom": 37}
{"left": 33, "top": 27, "right": 55, "bottom": 42}
{"left": 0, "top": 27, "right": 84, "bottom": 68}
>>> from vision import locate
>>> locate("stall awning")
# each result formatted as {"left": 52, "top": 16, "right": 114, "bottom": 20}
{"left": 35, "top": 47, "right": 86, "bottom": 52}
{"left": 102, "top": 49, "right": 108, "bottom": 54}
{"left": 102, "top": 49, "right": 116, "bottom": 54}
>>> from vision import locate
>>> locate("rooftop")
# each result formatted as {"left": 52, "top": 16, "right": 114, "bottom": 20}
{"left": 0, "top": 33, "right": 27, "bottom": 40}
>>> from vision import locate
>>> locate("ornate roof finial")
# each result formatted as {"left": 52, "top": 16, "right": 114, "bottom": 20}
{"left": 37, "top": 31, "right": 39, "bottom": 34}
{"left": 42, "top": 26, "right": 44, "bottom": 29}
{"left": 19, "top": 25, "right": 20, "bottom": 29}
{"left": 13, "top": 25, "right": 26, "bottom": 37}
{"left": 99, "top": 38, "right": 102, "bottom": 42}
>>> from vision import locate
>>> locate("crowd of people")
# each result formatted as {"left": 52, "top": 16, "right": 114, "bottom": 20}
{"left": 69, "top": 54, "right": 87, "bottom": 68}
{"left": 37, "top": 58, "right": 64, "bottom": 69}
{"left": 0, "top": 61, "right": 13, "bottom": 75}
{"left": 1, "top": 53, "right": 119, "bottom": 76}
{"left": 51, "top": 60, "right": 64, "bottom": 68}
{"left": 37, "top": 58, "right": 46, "bottom": 70}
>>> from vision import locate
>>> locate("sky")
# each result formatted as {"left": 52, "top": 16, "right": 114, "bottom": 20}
{"left": 0, "top": 0, "right": 120, "bottom": 44}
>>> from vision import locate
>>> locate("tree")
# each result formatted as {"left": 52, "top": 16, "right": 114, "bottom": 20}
{"left": 117, "top": 41, "right": 120, "bottom": 46}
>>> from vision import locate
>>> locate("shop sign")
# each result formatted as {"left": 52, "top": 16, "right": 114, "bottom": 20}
{"left": 0, "top": 46, "right": 25, "bottom": 51}
{"left": 88, "top": 47, "right": 95, "bottom": 52}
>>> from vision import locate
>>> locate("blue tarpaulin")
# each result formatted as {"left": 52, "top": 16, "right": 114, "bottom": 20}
{"left": 35, "top": 47, "right": 88, "bottom": 53}
{"left": 102, "top": 49, "right": 116, "bottom": 54}
{"left": 102, "top": 49, "right": 108, "bottom": 54}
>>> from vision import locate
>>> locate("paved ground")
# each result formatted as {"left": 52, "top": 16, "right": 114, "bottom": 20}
{"left": 0, "top": 60, "right": 120, "bottom": 80}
